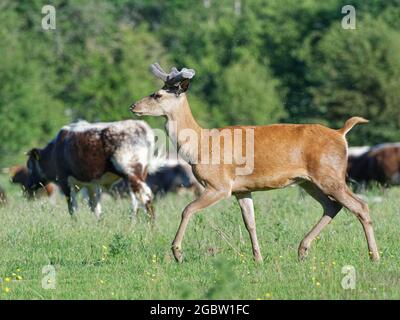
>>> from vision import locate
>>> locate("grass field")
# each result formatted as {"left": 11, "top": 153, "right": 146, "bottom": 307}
{"left": 0, "top": 173, "right": 399, "bottom": 300}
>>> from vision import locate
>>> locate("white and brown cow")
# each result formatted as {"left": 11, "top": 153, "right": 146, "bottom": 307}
{"left": 26, "top": 120, "right": 157, "bottom": 221}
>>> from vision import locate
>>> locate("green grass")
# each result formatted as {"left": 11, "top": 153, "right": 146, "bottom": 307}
{"left": 0, "top": 173, "right": 399, "bottom": 300}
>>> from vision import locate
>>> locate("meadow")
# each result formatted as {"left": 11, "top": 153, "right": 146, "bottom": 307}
{"left": 0, "top": 174, "right": 399, "bottom": 300}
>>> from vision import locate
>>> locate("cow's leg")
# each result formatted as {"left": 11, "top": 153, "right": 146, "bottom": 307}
{"left": 111, "top": 154, "right": 154, "bottom": 223}
{"left": 126, "top": 177, "right": 139, "bottom": 222}
{"left": 68, "top": 185, "right": 79, "bottom": 216}
{"left": 235, "top": 193, "right": 263, "bottom": 263}
{"left": 60, "top": 181, "right": 78, "bottom": 216}
{"left": 128, "top": 174, "right": 155, "bottom": 223}
{"left": 129, "top": 191, "right": 139, "bottom": 222}
{"left": 88, "top": 186, "right": 102, "bottom": 219}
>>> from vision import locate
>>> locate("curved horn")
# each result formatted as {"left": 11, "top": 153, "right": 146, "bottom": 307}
{"left": 150, "top": 63, "right": 168, "bottom": 82}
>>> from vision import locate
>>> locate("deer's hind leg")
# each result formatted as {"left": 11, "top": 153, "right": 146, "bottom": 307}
{"left": 326, "top": 184, "right": 380, "bottom": 261}
{"left": 236, "top": 193, "right": 263, "bottom": 263}
{"left": 298, "top": 181, "right": 343, "bottom": 261}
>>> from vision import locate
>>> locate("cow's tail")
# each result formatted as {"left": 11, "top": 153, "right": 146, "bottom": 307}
{"left": 338, "top": 117, "right": 369, "bottom": 136}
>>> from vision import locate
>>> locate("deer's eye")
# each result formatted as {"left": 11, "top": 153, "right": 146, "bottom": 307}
{"left": 151, "top": 93, "right": 162, "bottom": 100}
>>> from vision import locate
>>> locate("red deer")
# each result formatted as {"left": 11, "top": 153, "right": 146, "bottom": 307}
{"left": 7, "top": 165, "right": 57, "bottom": 199}
{"left": 348, "top": 143, "right": 400, "bottom": 188}
{"left": 130, "top": 63, "right": 380, "bottom": 263}
{"left": 26, "top": 120, "right": 157, "bottom": 221}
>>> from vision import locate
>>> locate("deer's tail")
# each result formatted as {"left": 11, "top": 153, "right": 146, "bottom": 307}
{"left": 338, "top": 117, "right": 369, "bottom": 136}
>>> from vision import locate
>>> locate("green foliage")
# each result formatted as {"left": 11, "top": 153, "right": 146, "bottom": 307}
{"left": 302, "top": 16, "right": 400, "bottom": 144}
{"left": 0, "top": 6, "right": 68, "bottom": 166}
{"left": 63, "top": 23, "right": 169, "bottom": 125}
{"left": 215, "top": 57, "right": 285, "bottom": 126}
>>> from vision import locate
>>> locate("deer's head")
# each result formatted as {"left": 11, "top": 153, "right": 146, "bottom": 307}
{"left": 130, "top": 63, "right": 195, "bottom": 117}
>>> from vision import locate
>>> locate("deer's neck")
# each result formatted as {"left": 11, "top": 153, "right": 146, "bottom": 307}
{"left": 165, "top": 96, "right": 202, "bottom": 164}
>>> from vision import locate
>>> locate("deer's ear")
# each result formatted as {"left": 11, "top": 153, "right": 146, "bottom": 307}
{"left": 27, "top": 148, "right": 40, "bottom": 161}
{"left": 179, "top": 79, "right": 191, "bottom": 93}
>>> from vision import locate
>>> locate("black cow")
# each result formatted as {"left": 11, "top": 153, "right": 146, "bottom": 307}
{"left": 146, "top": 163, "right": 202, "bottom": 197}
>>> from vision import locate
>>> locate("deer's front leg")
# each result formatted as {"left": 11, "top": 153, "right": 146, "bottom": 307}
{"left": 172, "top": 188, "right": 228, "bottom": 263}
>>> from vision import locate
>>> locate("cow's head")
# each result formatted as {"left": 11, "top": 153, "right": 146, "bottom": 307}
{"left": 26, "top": 148, "right": 47, "bottom": 191}
{"left": 10, "top": 166, "right": 28, "bottom": 185}
{"left": 130, "top": 63, "right": 195, "bottom": 117}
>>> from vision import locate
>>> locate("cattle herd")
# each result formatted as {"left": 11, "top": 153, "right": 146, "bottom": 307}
{"left": 0, "top": 120, "right": 201, "bottom": 216}
{"left": 0, "top": 63, "right": 399, "bottom": 263}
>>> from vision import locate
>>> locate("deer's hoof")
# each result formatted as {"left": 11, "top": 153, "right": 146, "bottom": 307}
{"left": 172, "top": 245, "right": 183, "bottom": 263}
{"left": 254, "top": 253, "right": 263, "bottom": 264}
{"left": 254, "top": 257, "right": 263, "bottom": 264}
{"left": 298, "top": 246, "right": 309, "bottom": 262}
{"left": 369, "top": 251, "right": 380, "bottom": 262}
